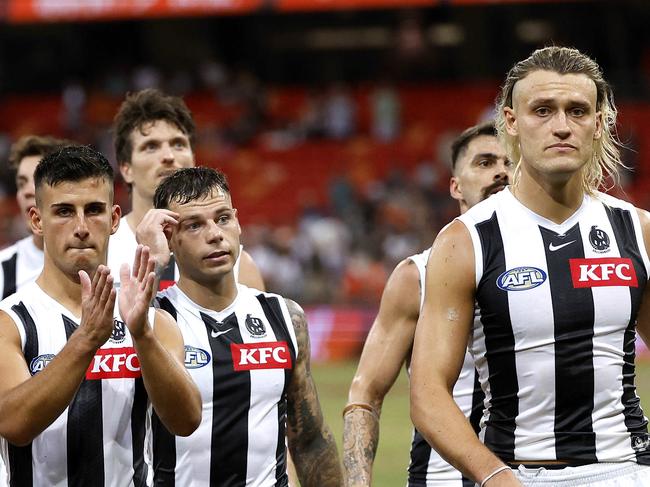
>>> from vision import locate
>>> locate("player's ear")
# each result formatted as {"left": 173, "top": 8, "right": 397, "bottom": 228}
{"left": 594, "top": 111, "right": 603, "bottom": 140}
{"left": 233, "top": 208, "right": 241, "bottom": 236}
{"left": 504, "top": 106, "right": 518, "bottom": 136}
{"left": 29, "top": 206, "right": 43, "bottom": 236}
{"left": 111, "top": 205, "right": 122, "bottom": 235}
{"left": 449, "top": 176, "right": 462, "bottom": 202}
{"left": 119, "top": 161, "right": 134, "bottom": 185}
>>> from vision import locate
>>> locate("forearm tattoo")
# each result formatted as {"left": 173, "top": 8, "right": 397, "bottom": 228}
{"left": 342, "top": 407, "right": 380, "bottom": 487}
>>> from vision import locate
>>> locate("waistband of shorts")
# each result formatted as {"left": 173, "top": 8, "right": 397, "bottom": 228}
{"left": 507, "top": 461, "right": 591, "bottom": 470}
{"left": 513, "top": 462, "right": 649, "bottom": 482}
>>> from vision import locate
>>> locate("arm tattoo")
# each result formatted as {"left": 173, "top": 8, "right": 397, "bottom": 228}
{"left": 342, "top": 407, "right": 380, "bottom": 487}
{"left": 285, "top": 299, "right": 343, "bottom": 487}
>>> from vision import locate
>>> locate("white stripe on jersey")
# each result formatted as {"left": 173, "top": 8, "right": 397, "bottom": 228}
{"left": 407, "top": 248, "right": 481, "bottom": 485}
{"left": 155, "top": 284, "right": 298, "bottom": 486}
{"left": 458, "top": 187, "right": 650, "bottom": 464}
{"left": 0, "top": 281, "right": 152, "bottom": 486}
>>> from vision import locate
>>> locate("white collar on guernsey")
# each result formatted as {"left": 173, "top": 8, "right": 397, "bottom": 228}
{"left": 502, "top": 186, "right": 591, "bottom": 234}
{"left": 168, "top": 284, "right": 242, "bottom": 321}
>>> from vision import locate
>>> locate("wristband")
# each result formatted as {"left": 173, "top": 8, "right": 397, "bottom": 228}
{"left": 342, "top": 402, "right": 379, "bottom": 422}
{"left": 480, "top": 465, "right": 510, "bottom": 487}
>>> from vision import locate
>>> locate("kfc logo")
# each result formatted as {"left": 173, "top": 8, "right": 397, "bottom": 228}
{"left": 569, "top": 258, "right": 638, "bottom": 288}
{"left": 86, "top": 347, "right": 141, "bottom": 380}
{"left": 231, "top": 341, "right": 292, "bottom": 371}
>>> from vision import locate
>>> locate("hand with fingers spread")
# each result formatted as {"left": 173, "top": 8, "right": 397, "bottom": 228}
{"left": 119, "top": 245, "right": 157, "bottom": 340}
{"left": 135, "top": 209, "right": 179, "bottom": 271}
{"left": 78, "top": 265, "right": 117, "bottom": 349}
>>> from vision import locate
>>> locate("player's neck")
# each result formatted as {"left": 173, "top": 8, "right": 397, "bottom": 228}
{"left": 177, "top": 274, "right": 238, "bottom": 312}
{"left": 31, "top": 233, "right": 44, "bottom": 251}
{"left": 512, "top": 165, "right": 585, "bottom": 225}
{"left": 36, "top": 260, "right": 83, "bottom": 317}
{"left": 125, "top": 193, "right": 154, "bottom": 233}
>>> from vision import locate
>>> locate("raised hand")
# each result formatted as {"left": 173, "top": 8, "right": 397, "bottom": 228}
{"left": 135, "top": 209, "right": 179, "bottom": 270}
{"left": 119, "top": 245, "right": 156, "bottom": 340}
{"left": 78, "top": 265, "right": 116, "bottom": 349}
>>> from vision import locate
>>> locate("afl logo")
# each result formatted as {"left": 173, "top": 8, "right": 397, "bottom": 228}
{"left": 589, "top": 226, "right": 610, "bottom": 253}
{"left": 30, "top": 354, "right": 55, "bottom": 375}
{"left": 184, "top": 345, "right": 211, "bottom": 369}
{"left": 497, "top": 266, "right": 547, "bottom": 291}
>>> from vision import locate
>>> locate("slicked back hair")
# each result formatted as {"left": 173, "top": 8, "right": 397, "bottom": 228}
{"left": 451, "top": 121, "right": 497, "bottom": 174}
{"left": 34, "top": 145, "right": 114, "bottom": 207}
{"left": 8, "top": 135, "right": 74, "bottom": 170}
{"left": 113, "top": 88, "right": 196, "bottom": 166}
{"left": 154, "top": 167, "right": 230, "bottom": 210}
{"left": 495, "top": 46, "right": 623, "bottom": 194}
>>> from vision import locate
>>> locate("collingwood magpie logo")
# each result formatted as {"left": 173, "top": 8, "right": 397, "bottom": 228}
{"left": 110, "top": 319, "right": 127, "bottom": 344}
{"left": 632, "top": 433, "right": 650, "bottom": 452}
{"left": 245, "top": 314, "right": 266, "bottom": 338}
{"left": 589, "top": 225, "right": 610, "bottom": 253}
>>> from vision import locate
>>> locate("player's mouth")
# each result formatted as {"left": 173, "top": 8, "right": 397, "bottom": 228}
{"left": 68, "top": 245, "right": 95, "bottom": 251}
{"left": 547, "top": 143, "right": 577, "bottom": 151}
{"left": 484, "top": 182, "right": 508, "bottom": 197}
{"left": 157, "top": 169, "right": 179, "bottom": 179}
{"left": 204, "top": 250, "right": 230, "bottom": 262}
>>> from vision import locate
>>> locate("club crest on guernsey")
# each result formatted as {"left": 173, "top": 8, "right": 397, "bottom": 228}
{"left": 110, "top": 319, "right": 127, "bottom": 344}
{"left": 589, "top": 225, "right": 610, "bottom": 253}
{"left": 245, "top": 314, "right": 266, "bottom": 338}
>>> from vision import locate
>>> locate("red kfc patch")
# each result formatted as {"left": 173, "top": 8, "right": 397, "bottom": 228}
{"left": 86, "top": 347, "right": 141, "bottom": 380}
{"left": 231, "top": 342, "right": 292, "bottom": 371}
{"left": 569, "top": 257, "right": 638, "bottom": 288}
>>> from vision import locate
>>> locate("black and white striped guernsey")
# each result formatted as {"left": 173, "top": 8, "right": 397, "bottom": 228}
{"left": 153, "top": 284, "right": 299, "bottom": 486}
{"left": 0, "top": 236, "right": 43, "bottom": 300}
{"left": 0, "top": 282, "right": 152, "bottom": 486}
{"left": 406, "top": 248, "right": 484, "bottom": 487}
{"left": 458, "top": 187, "right": 650, "bottom": 464}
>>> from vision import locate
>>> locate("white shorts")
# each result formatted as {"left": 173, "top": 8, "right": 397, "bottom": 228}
{"left": 512, "top": 462, "right": 650, "bottom": 486}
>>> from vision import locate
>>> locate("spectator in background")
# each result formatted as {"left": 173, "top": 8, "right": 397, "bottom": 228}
{"left": 1, "top": 135, "right": 72, "bottom": 299}
{"left": 371, "top": 83, "right": 401, "bottom": 142}
{"left": 324, "top": 84, "right": 357, "bottom": 139}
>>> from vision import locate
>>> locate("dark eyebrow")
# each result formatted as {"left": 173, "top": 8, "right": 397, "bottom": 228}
{"left": 472, "top": 153, "right": 498, "bottom": 161}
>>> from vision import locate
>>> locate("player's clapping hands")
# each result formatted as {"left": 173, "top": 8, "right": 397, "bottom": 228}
{"left": 119, "top": 245, "right": 156, "bottom": 339}
{"left": 78, "top": 265, "right": 116, "bottom": 348}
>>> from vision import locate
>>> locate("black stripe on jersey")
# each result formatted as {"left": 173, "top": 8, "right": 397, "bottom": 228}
{"left": 407, "top": 430, "right": 431, "bottom": 484}
{"left": 63, "top": 315, "right": 105, "bottom": 486}
{"left": 2, "top": 252, "right": 17, "bottom": 299}
{"left": 256, "top": 295, "right": 295, "bottom": 485}
{"left": 540, "top": 224, "right": 597, "bottom": 462}
{"left": 605, "top": 206, "right": 650, "bottom": 464}
{"left": 152, "top": 297, "right": 178, "bottom": 485}
{"left": 475, "top": 212, "right": 518, "bottom": 461}
{"left": 469, "top": 369, "right": 484, "bottom": 435}
{"left": 203, "top": 311, "right": 250, "bottom": 486}
{"left": 131, "top": 378, "right": 148, "bottom": 486}
{"left": 9, "top": 303, "right": 38, "bottom": 487}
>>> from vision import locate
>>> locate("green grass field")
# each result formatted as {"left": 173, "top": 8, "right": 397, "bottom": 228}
{"left": 312, "top": 360, "right": 650, "bottom": 487}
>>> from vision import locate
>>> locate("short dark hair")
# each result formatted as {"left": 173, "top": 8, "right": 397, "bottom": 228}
{"left": 154, "top": 167, "right": 230, "bottom": 210}
{"left": 34, "top": 145, "right": 114, "bottom": 206}
{"left": 113, "top": 88, "right": 196, "bottom": 165}
{"left": 8, "top": 135, "right": 74, "bottom": 170}
{"left": 450, "top": 121, "right": 497, "bottom": 172}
